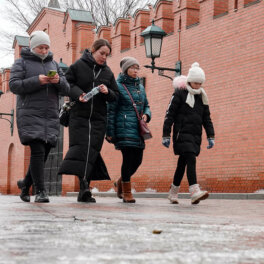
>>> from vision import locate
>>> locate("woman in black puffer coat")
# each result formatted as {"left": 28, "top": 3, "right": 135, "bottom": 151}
{"left": 162, "top": 63, "right": 215, "bottom": 205}
{"left": 58, "top": 39, "right": 119, "bottom": 203}
{"left": 9, "top": 31, "right": 70, "bottom": 203}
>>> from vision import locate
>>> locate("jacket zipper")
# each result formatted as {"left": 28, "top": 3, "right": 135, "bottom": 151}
{"left": 135, "top": 82, "right": 143, "bottom": 116}
{"left": 83, "top": 65, "right": 101, "bottom": 179}
{"left": 176, "top": 130, "right": 180, "bottom": 141}
{"left": 42, "top": 60, "right": 48, "bottom": 143}
{"left": 83, "top": 97, "right": 93, "bottom": 179}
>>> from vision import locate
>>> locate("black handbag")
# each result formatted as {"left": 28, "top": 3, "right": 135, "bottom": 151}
{"left": 122, "top": 84, "right": 152, "bottom": 140}
{"left": 59, "top": 101, "right": 75, "bottom": 127}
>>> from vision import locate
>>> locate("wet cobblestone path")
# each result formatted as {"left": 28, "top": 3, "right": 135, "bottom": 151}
{"left": 0, "top": 196, "right": 263, "bottom": 264}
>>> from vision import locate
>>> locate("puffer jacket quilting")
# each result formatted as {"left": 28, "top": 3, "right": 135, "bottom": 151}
{"left": 9, "top": 47, "right": 70, "bottom": 146}
{"left": 58, "top": 50, "right": 119, "bottom": 180}
{"left": 163, "top": 87, "right": 214, "bottom": 156}
{"left": 107, "top": 73, "right": 151, "bottom": 149}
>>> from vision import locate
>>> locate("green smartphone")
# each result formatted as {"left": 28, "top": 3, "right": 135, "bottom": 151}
{"left": 47, "top": 70, "right": 57, "bottom": 77}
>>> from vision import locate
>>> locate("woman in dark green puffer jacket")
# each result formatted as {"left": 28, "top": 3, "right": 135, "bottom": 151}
{"left": 106, "top": 57, "right": 151, "bottom": 203}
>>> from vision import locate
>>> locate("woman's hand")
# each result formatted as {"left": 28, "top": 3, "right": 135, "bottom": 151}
{"left": 142, "top": 114, "right": 148, "bottom": 122}
{"left": 48, "top": 73, "right": 60, "bottom": 84}
{"left": 98, "top": 84, "right": 108, "bottom": 94}
{"left": 39, "top": 74, "right": 60, "bottom": 85}
{"left": 106, "top": 136, "right": 115, "bottom": 144}
{"left": 39, "top": 74, "right": 50, "bottom": 85}
{"left": 79, "top": 93, "right": 87, "bottom": 102}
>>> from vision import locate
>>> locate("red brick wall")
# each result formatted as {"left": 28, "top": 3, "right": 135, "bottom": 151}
{"left": 0, "top": 0, "right": 263, "bottom": 194}
{"left": 97, "top": 26, "right": 112, "bottom": 44}
{"left": 76, "top": 23, "right": 96, "bottom": 54}
{"left": 112, "top": 19, "right": 131, "bottom": 52}
{"left": 213, "top": 0, "right": 228, "bottom": 17}
{"left": 96, "top": 0, "right": 264, "bottom": 193}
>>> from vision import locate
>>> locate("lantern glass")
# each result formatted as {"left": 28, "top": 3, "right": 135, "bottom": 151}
{"left": 144, "top": 35, "right": 163, "bottom": 58}
{"left": 144, "top": 37, "right": 152, "bottom": 58}
{"left": 151, "top": 36, "right": 162, "bottom": 58}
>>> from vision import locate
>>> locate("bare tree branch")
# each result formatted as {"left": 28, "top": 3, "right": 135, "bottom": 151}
{"left": 26, "top": 0, "right": 48, "bottom": 17}
{"left": 1, "top": 0, "right": 157, "bottom": 58}
{"left": 5, "top": 0, "right": 32, "bottom": 28}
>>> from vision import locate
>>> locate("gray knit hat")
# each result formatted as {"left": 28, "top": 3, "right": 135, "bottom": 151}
{"left": 30, "top": 31, "right": 50, "bottom": 49}
{"left": 120, "top": 57, "right": 139, "bottom": 74}
{"left": 186, "top": 62, "right": 206, "bottom": 84}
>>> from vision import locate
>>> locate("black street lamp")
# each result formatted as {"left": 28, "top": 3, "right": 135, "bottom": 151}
{"left": 141, "top": 20, "right": 181, "bottom": 80}
{"left": 0, "top": 90, "right": 14, "bottom": 136}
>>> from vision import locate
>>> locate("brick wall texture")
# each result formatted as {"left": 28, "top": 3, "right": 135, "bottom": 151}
{"left": 0, "top": 0, "right": 263, "bottom": 194}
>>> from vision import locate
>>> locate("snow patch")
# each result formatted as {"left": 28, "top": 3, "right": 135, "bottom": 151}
{"left": 254, "top": 189, "right": 264, "bottom": 193}
{"left": 145, "top": 188, "right": 157, "bottom": 193}
{"left": 106, "top": 188, "right": 115, "bottom": 193}
{"left": 91, "top": 187, "right": 99, "bottom": 193}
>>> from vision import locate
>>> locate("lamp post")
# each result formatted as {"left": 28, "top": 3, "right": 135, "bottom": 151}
{"left": 141, "top": 20, "right": 182, "bottom": 80}
{"left": 0, "top": 90, "right": 14, "bottom": 136}
{"left": 58, "top": 58, "right": 68, "bottom": 74}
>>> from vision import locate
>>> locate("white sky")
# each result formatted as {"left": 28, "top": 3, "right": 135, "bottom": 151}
{"left": 0, "top": 0, "right": 23, "bottom": 68}
{"left": 0, "top": 0, "right": 157, "bottom": 69}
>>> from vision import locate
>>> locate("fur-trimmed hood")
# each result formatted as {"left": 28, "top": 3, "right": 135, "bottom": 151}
{"left": 173, "top": 75, "right": 187, "bottom": 90}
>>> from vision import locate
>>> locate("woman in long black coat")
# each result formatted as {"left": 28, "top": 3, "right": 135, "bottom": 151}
{"left": 58, "top": 39, "right": 119, "bottom": 203}
{"left": 9, "top": 31, "right": 70, "bottom": 203}
{"left": 162, "top": 63, "right": 215, "bottom": 205}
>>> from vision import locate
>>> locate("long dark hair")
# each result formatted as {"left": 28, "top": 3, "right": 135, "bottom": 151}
{"left": 91, "top": 39, "right": 112, "bottom": 54}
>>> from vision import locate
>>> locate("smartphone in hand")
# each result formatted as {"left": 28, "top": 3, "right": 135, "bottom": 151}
{"left": 47, "top": 70, "right": 57, "bottom": 77}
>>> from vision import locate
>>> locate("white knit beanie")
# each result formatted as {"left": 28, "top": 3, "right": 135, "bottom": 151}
{"left": 30, "top": 31, "right": 50, "bottom": 49}
{"left": 120, "top": 57, "right": 139, "bottom": 74}
{"left": 186, "top": 62, "right": 205, "bottom": 84}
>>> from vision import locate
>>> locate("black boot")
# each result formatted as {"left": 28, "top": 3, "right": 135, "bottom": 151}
{"left": 77, "top": 178, "right": 96, "bottom": 203}
{"left": 17, "top": 180, "right": 30, "bottom": 202}
{"left": 35, "top": 190, "right": 50, "bottom": 203}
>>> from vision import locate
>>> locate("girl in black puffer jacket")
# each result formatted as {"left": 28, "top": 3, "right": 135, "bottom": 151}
{"left": 9, "top": 31, "right": 70, "bottom": 203}
{"left": 162, "top": 63, "right": 215, "bottom": 205}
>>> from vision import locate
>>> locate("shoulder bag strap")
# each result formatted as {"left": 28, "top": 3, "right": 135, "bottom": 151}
{"left": 122, "top": 84, "right": 141, "bottom": 121}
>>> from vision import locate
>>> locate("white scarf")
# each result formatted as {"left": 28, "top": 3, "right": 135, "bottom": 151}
{"left": 186, "top": 85, "right": 209, "bottom": 108}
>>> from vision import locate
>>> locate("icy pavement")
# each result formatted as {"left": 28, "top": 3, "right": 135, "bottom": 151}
{"left": 0, "top": 196, "right": 263, "bottom": 264}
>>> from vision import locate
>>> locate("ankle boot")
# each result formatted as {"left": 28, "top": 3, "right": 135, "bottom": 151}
{"left": 17, "top": 179, "right": 30, "bottom": 202}
{"left": 114, "top": 177, "right": 122, "bottom": 199}
{"left": 168, "top": 184, "right": 179, "bottom": 204}
{"left": 77, "top": 178, "right": 96, "bottom": 203}
{"left": 35, "top": 190, "right": 49, "bottom": 203}
{"left": 189, "top": 184, "right": 209, "bottom": 204}
{"left": 122, "top": 181, "right": 135, "bottom": 203}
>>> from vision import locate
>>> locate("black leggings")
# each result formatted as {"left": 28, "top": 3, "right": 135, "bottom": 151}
{"left": 173, "top": 153, "right": 197, "bottom": 187}
{"left": 24, "top": 140, "right": 52, "bottom": 192}
{"left": 121, "top": 147, "right": 143, "bottom": 182}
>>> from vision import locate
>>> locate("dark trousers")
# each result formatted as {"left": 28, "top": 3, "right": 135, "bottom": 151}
{"left": 121, "top": 147, "right": 143, "bottom": 182}
{"left": 173, "top": 153, "right": 197, "bottom": 187}
{"left": 24, "top": 140, "right": 52, "bottom": 192}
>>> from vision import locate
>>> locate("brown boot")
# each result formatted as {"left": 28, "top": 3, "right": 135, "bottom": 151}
{"left": 122, "top": 181, "right": 136, "bottom": 203}
{"left": 114, "top": 177, "right": 122, "bottom": 199}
